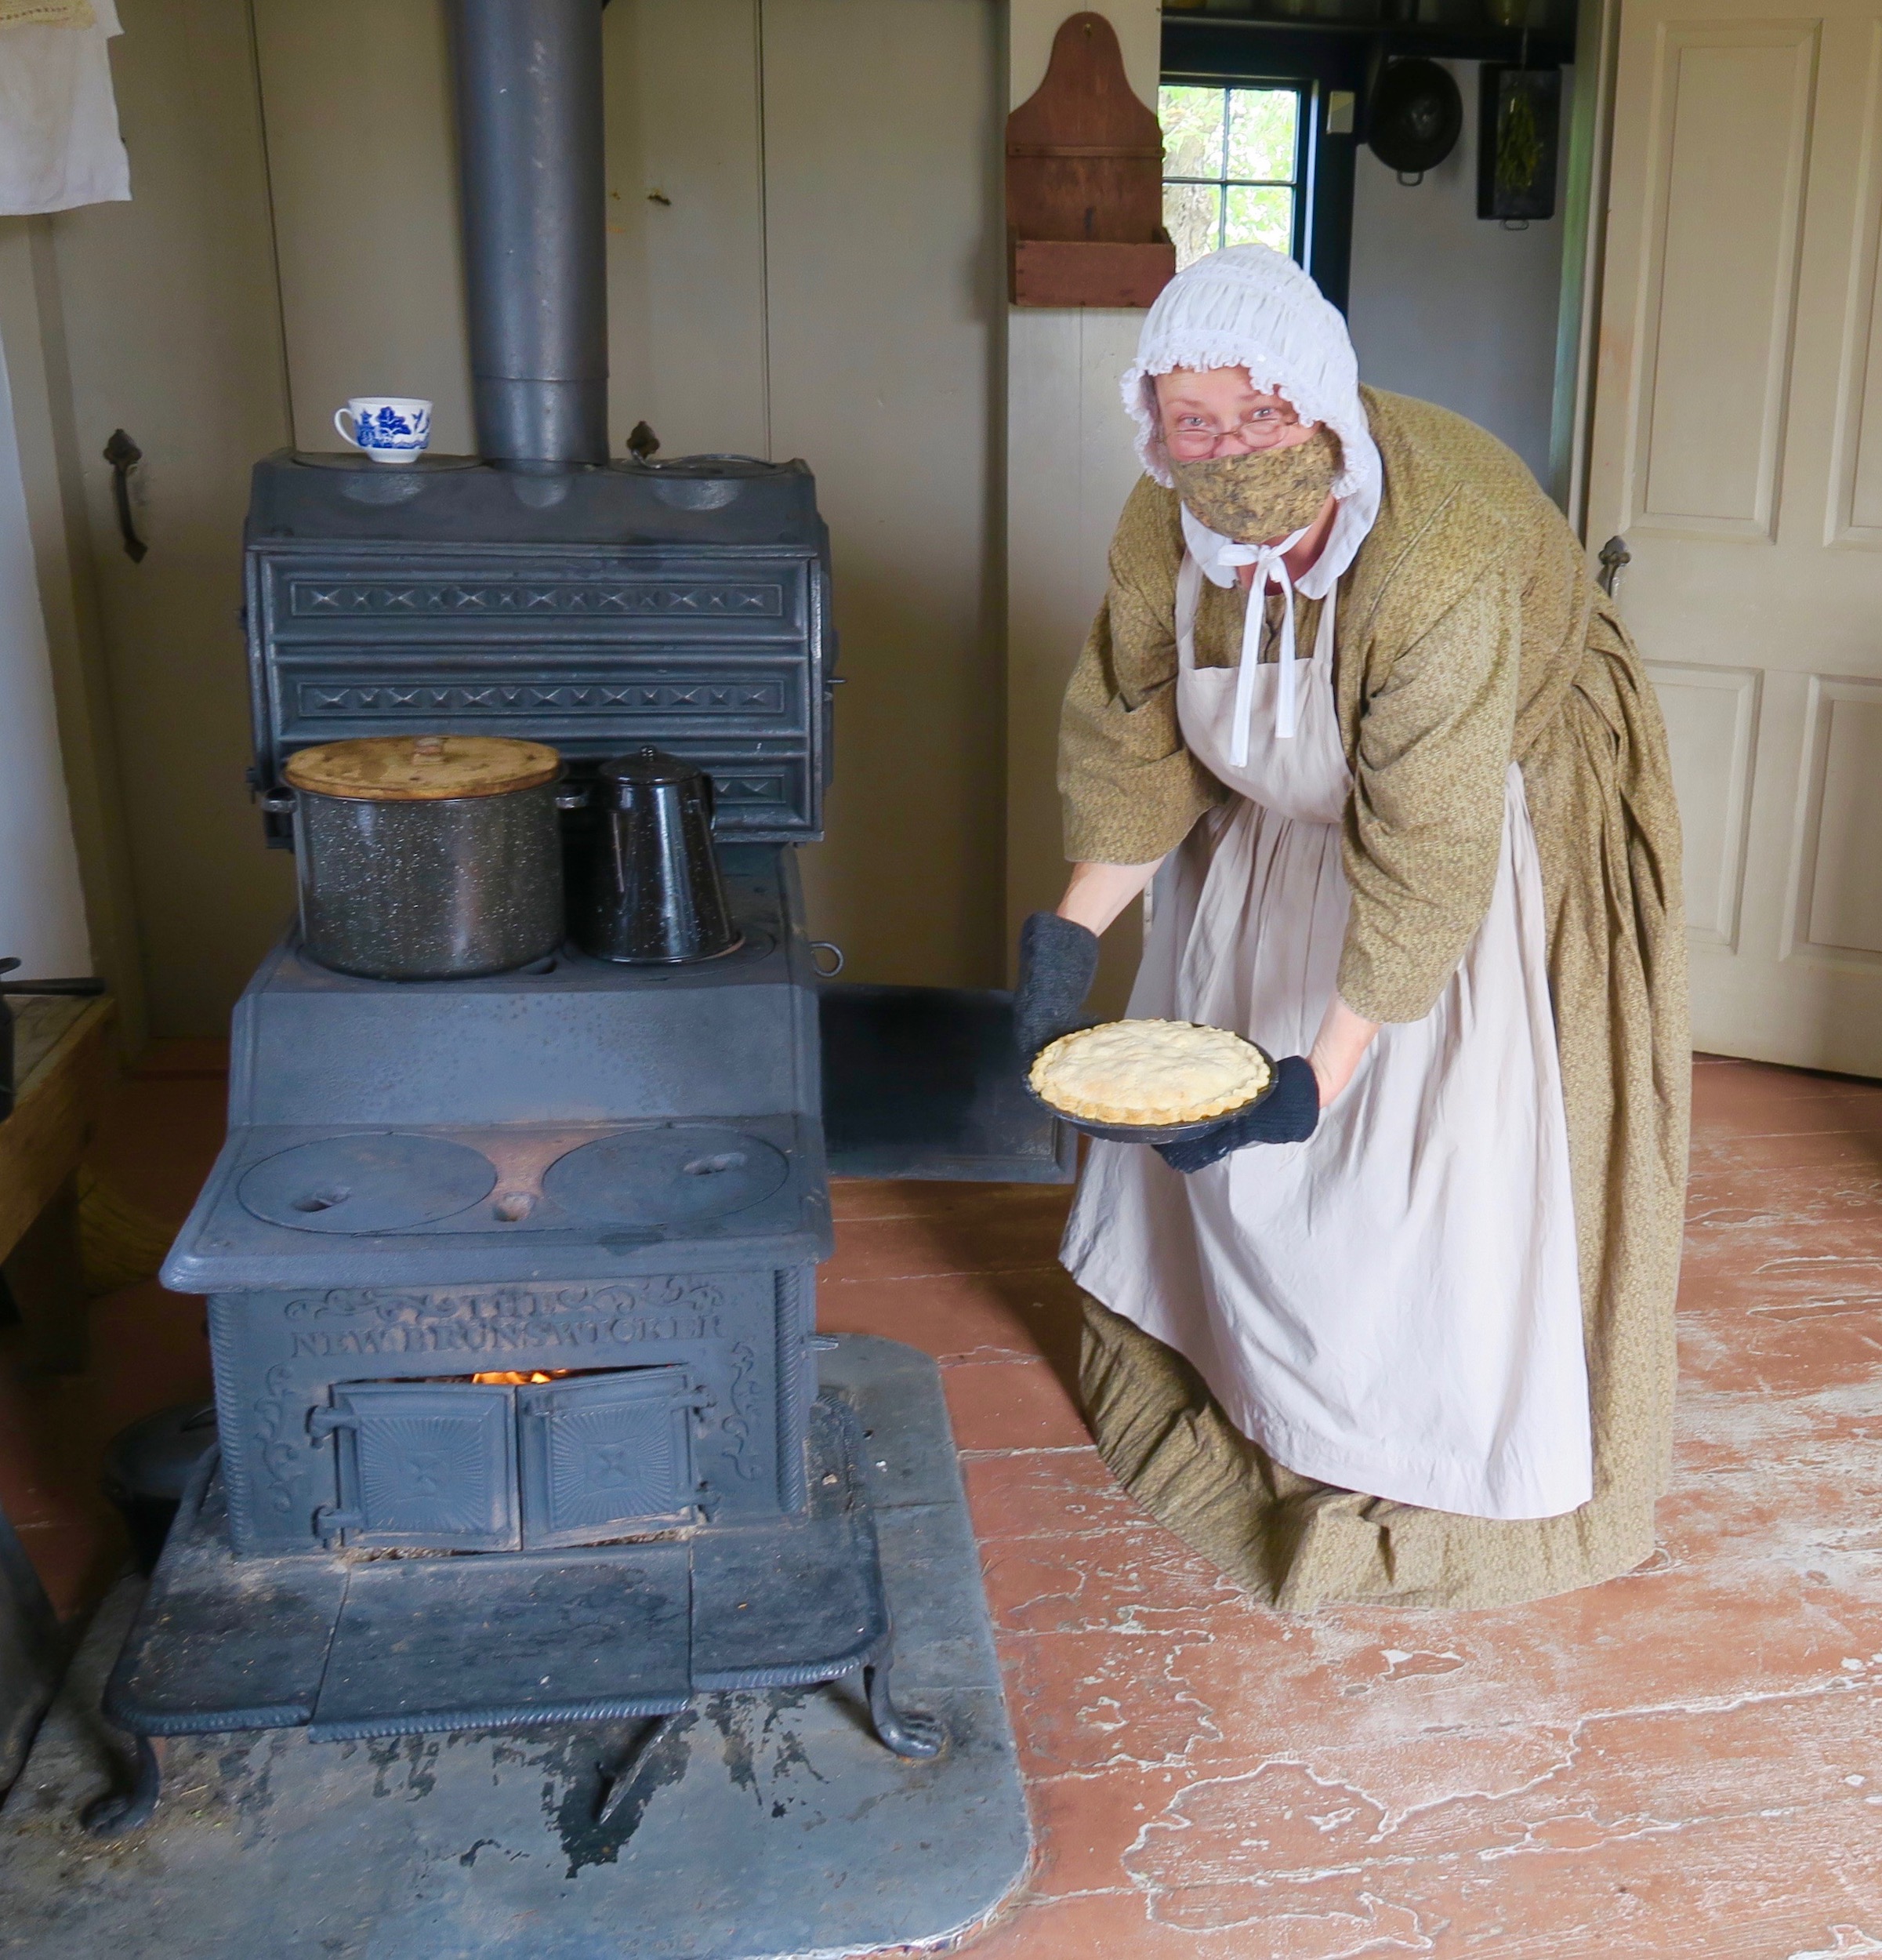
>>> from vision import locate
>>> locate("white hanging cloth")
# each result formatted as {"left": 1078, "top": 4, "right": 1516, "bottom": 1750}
{"left": 0, "top": 0, "right": 129, "bottom": 217}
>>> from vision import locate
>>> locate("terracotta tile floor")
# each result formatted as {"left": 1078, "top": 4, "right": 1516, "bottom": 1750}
{"left": 5, "top": 1051, "right": 1882, "bottom": 1954}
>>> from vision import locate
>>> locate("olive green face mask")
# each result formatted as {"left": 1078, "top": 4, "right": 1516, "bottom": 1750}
{"left": 1166, "top": 425, "right": 1341, "bottom": 543}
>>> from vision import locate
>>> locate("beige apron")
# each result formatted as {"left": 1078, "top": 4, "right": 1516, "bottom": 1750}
{"left": 1061, "top": 554, "right": 1592, "bottom": 1521}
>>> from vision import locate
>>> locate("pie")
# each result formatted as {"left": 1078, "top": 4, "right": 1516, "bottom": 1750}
{"left": 1028, "top": 1019, "right": 1271, "bottom": 1127}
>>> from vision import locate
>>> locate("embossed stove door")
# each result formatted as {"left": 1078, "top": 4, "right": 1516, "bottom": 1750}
{"left": 324, "top": 1384, "right": 519, "bottom": 1552}
{"left": 1586, "top": 0, "right": 1882, "bottom": 1069}
{"left": 516, "top": 1369, "right": 698, "bottom": 1549}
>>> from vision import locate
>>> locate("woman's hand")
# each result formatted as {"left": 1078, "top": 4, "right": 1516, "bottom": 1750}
{"left": 1307, "top": 993, "right": 1380, "bottom": 1107}
{"left": 1012, "top": 859, "right": 1166, "bottom": 1061}
{"left": 1156, "top": 1006, "right": 1376, "bottom": 1174}
{"left": 1013, "top": 912, "right": 1100, "bottom": 1059}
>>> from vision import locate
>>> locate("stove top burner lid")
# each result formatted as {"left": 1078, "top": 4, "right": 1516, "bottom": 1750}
{"left": 542, "top": 1123, "right": 789, "bottom": 1227}
{"left": 239, "top": 1134, "right": 498, "bottom": 1233}
{"left": 623, "top": 452, "right": 783, "bottom": 477}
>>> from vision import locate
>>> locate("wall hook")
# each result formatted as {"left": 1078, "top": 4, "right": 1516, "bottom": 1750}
{"left": 103, "top": 430, "right": 147, "bottom": 563}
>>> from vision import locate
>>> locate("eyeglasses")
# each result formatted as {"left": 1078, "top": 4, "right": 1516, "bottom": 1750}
{"left": 1162, "top": 406, "right": 1302, "bottom": 459}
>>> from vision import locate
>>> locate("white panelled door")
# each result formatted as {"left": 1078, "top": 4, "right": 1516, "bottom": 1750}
{"left": 1586, "top": 0, "right": 1882, "bottom": 1072}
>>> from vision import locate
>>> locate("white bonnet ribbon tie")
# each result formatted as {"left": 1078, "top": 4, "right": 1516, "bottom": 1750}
{"left": 1209, "top": 521, "right": 1310, "bottom": 766}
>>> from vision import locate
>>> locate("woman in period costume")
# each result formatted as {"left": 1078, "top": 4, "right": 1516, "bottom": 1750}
{"left": 1013, "top": 245, "right": 1688, "bottom": 1612}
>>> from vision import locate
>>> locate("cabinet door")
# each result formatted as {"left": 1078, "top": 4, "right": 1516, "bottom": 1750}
{"left": 329, "top": 1383, "right": 519, "bottom": 1552}
{"left": 517, "top": 1368, "right": 698, "bottom": 1549}
{"left": 819, "top": 983, "right": 1076, "bottom": 1182}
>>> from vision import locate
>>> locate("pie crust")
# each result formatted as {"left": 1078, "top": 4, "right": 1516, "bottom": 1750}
{"left": 1028, "top": 1019, "right": 1271, "bottom": 1127}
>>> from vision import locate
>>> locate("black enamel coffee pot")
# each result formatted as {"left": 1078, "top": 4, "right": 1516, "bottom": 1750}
{"left": 574, "top": 748, "right": 741, "bottom": 964}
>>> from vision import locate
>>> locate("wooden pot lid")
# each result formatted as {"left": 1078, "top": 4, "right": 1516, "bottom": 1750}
{"left": 282, "top": 735, "right": 561, "bottom": 802}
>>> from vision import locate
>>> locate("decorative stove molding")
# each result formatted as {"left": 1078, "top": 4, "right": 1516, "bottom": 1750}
{"left": 289, "top": 579, "right": 787, "bottom": 618}
{"left": 295, "top": 680, "right": 790, "bottom": 719}
{"left": 282, "top": 1270, "right": 733, "bottom": 1348}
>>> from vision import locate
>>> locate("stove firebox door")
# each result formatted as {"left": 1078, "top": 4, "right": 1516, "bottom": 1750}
{"left": 517, "top": 1368, "right": 697, "bottom": 1549}
{"left": 319, "top": 1383, "right": 520, "bottom": 1552}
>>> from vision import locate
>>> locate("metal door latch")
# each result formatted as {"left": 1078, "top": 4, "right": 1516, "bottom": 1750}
{"left": 1597, "top": 535, "right": 1631, "bottom": 598}
{"left": 103, "top": 430, "right": 148, "bottom": 563}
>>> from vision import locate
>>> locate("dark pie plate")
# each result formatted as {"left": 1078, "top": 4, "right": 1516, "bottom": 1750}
{"left": 1023, "top": 1032, "right": 1278, "bottom": 1145}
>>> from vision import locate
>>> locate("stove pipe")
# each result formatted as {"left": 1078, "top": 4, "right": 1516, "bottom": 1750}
{"left": 450, "top": 0, "right": 609, "bottom": 468}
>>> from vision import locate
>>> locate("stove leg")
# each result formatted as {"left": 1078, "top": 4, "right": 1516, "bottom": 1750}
{"left": 863, "top": 1660, "right": 944, "bottom": 1761}
{"left": 81, "top": 1732, "right": 161, "bottom": 1838}
{"left": 595, "top": 1709, "right": 688, "bottom": 1825}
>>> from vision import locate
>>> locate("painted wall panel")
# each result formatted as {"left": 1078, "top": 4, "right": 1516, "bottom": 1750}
{"left": 604, "top": 0, "right": 769, "bottom": 460}
{"left": 46, "top": 0, "right": 294, "bottom": 1036}
{"left": 763, "top": 0, "right": 1005, "bottom": 989}
{"left": 1347, "top": 61, "right": 1569, "bottom": 488}
{"left": 1003, "top": 0, "right": 1159, "bottom": 1011}
{"left": 252, "top": 0, "right": 470, "bottom": 455}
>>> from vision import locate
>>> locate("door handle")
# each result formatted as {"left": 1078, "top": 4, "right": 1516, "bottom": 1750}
{"left": 1596, "top": 534, "right": 1630, "bottom": 599}
{"left": 103, "top": 429, "right": 147, "bottom": 563}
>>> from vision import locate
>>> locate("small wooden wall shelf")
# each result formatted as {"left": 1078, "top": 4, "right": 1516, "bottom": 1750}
{"left": 1, "top": 994, "right": 114, "bottom": 1373}
{"left": 1006, "top": 12, "right": 1175, "bottom": 308}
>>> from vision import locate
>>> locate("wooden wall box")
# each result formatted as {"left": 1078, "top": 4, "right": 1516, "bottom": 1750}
{"left": 1012, "top": 239, "right": 1176, "bottom": 308}
{"left": 1006, "top": 12, "right": 1173, "bottom": 308}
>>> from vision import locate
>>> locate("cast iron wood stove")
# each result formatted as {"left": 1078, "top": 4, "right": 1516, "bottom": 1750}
{"left": 85, "top": 0, "right": 1069, "bottom": 1836}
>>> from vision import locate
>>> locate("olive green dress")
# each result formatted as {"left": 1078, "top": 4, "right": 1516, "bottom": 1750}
{"left": 1058, "top": 389, "right": 1689, "bottom": 1610}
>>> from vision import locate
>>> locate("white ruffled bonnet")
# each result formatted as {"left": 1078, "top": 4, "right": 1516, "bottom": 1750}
{"left": 1121, "top": 244, "right": 1382, "bottom": 593}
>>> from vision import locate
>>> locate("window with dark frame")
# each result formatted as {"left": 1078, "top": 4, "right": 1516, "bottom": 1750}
{"left": 1160, "top": 80, "right": 1311, "bottom": 271}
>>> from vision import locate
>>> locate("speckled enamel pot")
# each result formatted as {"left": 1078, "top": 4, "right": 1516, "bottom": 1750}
{"left": 289, "top": 777, "right": 565, "bottom": 981}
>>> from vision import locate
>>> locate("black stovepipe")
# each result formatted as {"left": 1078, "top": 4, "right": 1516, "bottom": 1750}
{"left": 448, "top": 0, "right": 610, "bottom": 469}
{"left": 0, "top": 958, "right": 107, "bottom": 1122}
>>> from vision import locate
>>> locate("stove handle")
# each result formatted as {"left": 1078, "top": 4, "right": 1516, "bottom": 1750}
{"left": 554, "top": 785, "right": 589, "bottom": 812}
{"left": 258, "top": 788, "right": 296, "bottom": 817}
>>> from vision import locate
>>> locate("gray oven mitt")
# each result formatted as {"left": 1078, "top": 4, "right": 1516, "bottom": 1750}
{"left": 1155, "top": 1055, "right": 1321, "bottom": 1172}
{"left": 1013, "top": 910, "right": 1101, "bottom": 1060}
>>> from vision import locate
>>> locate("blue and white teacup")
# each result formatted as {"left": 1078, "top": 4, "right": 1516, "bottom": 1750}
{"left": 334, "top": 396, "right": 433, "bottom": 465}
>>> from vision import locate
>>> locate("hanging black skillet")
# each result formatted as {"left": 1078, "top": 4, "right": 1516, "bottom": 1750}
{"left": 1369, "top": 58, "right": 1463, "bottom": 183}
